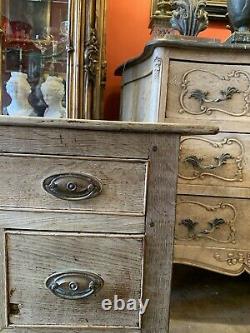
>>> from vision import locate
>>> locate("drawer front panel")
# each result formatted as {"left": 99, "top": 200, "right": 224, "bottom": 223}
{"left": 178, "top": 133, "right": 248, "bottom": 192}
{"left": 6, "top": 232, "right": 144, "bottom": 328}
{"left": 175, "top": 195, "right": 250, "bottom": 250}
{"left": 174, "top": 195, "right": 250, "bottom": 275}
{"left": 166, "top": 61, "right": 250, "bottom": 122}
{"left": 0, "top": 210, "right": 145, "bottom": 234}
{"left": 0, "top": 154, "right": 147, "bottom": 214}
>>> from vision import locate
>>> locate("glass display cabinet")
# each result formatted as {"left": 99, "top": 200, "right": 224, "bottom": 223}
{"left": 0, "top": 0, "right": 106, "bottom": 119}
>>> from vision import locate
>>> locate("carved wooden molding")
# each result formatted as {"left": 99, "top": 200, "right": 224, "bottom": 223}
{"left": 174, "top": 245, "right": 250, "bottom": 276}
{"left": 68, "top": 0, "right": 106, "bottom": 120}
{"left": 179, "top": 69, "right": 250, "bottom": 117}
{"left": 153, "top": 56, "right": 163, "bottom": 78}
{"left": 175, "top": 201, "right": 237, "bottom": 243}
{"left": 214, "top": 250, "right": 250, "bottom": 275}
{"left": 179, "top": 137, "right": 244, "bottom": 182}
{"left": 84, "top": 28, "right": 100, "bottom": 81}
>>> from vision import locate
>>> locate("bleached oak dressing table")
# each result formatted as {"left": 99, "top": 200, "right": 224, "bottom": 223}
{"left": 0, "top": 117, "right": 217, "bottom": 333}
{"left": 117, "top": 37, "right": 250, "bottom": 276}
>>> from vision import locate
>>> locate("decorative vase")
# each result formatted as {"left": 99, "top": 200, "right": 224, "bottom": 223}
{"left": 227, "top": 0, "right": 250, "bottom": 32}
{"left": 170, "top": 0, "right": 208, "bottom": 36}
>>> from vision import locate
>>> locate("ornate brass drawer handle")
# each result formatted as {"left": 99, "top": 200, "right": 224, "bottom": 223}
{"left": 45, "top": 271, "right": 104, "bottom": 300}
{"left": 177, "top": 217, "right": 226, "bottom": 240}
{"left": 43, "top": 173, "right": 102, "bottom": 201}
{"left": 184, "top": 153, "right": 233, "bottom": 171}
{"left": 190, "top": 87, "right": 240, "bottom": 104}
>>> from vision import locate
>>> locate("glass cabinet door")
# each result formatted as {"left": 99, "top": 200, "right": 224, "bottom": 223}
{"left": 0, "top": 0, "right": 106, "bottom": 119}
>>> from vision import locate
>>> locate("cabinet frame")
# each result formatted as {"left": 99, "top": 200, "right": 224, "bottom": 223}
{"left": 0, "top": 0, "right": 106, "bottom": 119}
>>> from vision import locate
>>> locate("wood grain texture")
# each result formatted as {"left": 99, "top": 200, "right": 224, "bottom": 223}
{"left": 174, "top": 194, "right": 250, "bottom": 276}
{"left": 0, "top": 155, "right": 147, "bottom": 215}
{"left": 177, "top": 132, "right": 250, "bottom": 197}
{"left": 0, "top": 126, "right": 150, "bottom": 159}
{"left": 170, "top": 320, "right": 249, "bottom": 333}
{"left": 115, "top": 39, "right": 250, "bottom": 75}
{"left": 0, "top": 210, "right": 144, "bottom": 234}
{"left": 142, "top": 134, "right": 179, "bottom": 332}
{"left": 6, "top": 232, "right": 144, "bottom": 328}
{"left": 178, "top": 133, "right": 245, "bottom": 187}
{"left": 167, "top": 61, "right": 250, "bottom": 122}
{"left": 0, "top": 230, "right": 7, "bottom": 330}
{"left": 2, "top": 329, "right": 140, "bottom": 333}
{"left": 0, "top": 121, "right": 190, "bottom": 332}
{"left": 176, "top": 194, "right": 250, "bottom": 251}
{"left": 174, "top": 244, "right": 250, "bottom": 276}
{"left": 0, "top": 125, "right": 217, "bottom": 163}
{"left": 0, "top": 116, "right": 218, "bottom": 135}
{"left": 118, "top": 39, "right": 250, "bottom": 280}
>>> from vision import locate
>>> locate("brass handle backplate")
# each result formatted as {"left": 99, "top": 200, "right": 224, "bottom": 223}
{"left": 43, "top": 173, "right": 102, "bottom": 201}
{"left": 45, "top": 271, "right": 104, "bottom": 300}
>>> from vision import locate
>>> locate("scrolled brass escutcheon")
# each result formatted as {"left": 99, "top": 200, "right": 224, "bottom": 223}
{"left": 43, "top": 173, "right": 102, "bottom": 201}
{"left": 184, "top": 153, "right": 233, "bottom": 171}
{"left": 45, "top": 271, "right": 104, "bottom": 300}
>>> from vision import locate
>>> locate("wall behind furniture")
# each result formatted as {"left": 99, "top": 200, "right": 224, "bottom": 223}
{"left": 104, "top": 0, "right": 231, "bottom": 120}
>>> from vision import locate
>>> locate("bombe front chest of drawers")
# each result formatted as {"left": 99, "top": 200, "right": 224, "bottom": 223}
{"left": 0, "top": 117, "right": 217, "bottom": 333}
{"left": 117, "top": 38, "right": 250, "bottom": 276}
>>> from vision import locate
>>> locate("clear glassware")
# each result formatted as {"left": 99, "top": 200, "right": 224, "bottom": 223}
{"left": 1, "top": 0, "right": 69, "bottom": 118}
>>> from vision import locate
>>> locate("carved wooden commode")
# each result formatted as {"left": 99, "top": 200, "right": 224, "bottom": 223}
{"left": 117, "top": 37, "right": 250, "bottom": 276}
{"left": 0, "top": 117, "right": 216, "bottom": 332}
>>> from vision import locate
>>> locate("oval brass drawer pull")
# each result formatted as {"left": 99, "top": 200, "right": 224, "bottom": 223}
{"left": 45, "top": 271, "right": 104, "bottom": 300}
{"left": 43, "top": 173, "right": 102, "bottom": 201}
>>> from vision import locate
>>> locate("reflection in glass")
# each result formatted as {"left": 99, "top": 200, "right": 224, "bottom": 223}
{"left": 1, "top": 0, "right": 69, "bottom": 118}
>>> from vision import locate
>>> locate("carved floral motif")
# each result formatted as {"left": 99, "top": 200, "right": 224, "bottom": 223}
{"left": 84, "top": 28, "right": 100, "bottom": 81}
{"left": 214, "top": 250, "right": 250, "bottom": 274}
{"left": 153, "top": 57, "right": 163, "bottom": 78}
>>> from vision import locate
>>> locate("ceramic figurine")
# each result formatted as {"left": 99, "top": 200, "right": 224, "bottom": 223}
{"left": 6, "top": 72, "right": 34, "bottom": 117}
{"left": 41, "top": 76, "right": 66, "bottom": 118}
{"left": 227, "top": 0, "right": 250, "bottom": 32}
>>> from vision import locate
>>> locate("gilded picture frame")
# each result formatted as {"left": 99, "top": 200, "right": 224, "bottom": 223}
{"left": 151, "top": 0, "right": 227, "bottom": 21}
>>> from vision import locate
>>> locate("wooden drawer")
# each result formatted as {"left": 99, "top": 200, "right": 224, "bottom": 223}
{"left": 3, "top": 231, "right": 144, "bottom": 328}
{"left": 175, "top": 195, "right": 237, "bottom": 247}
{"left": 174, "top": 195, "right": 250, "bottom": 275}
{"left": 0, "top": 154, "right": 148, "bottom": 215}
{"left": 177, "top": 133, "right": 250, "bottom": 198}
{"left": 166, "top": 61, "right": 250, "bottom": 122}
